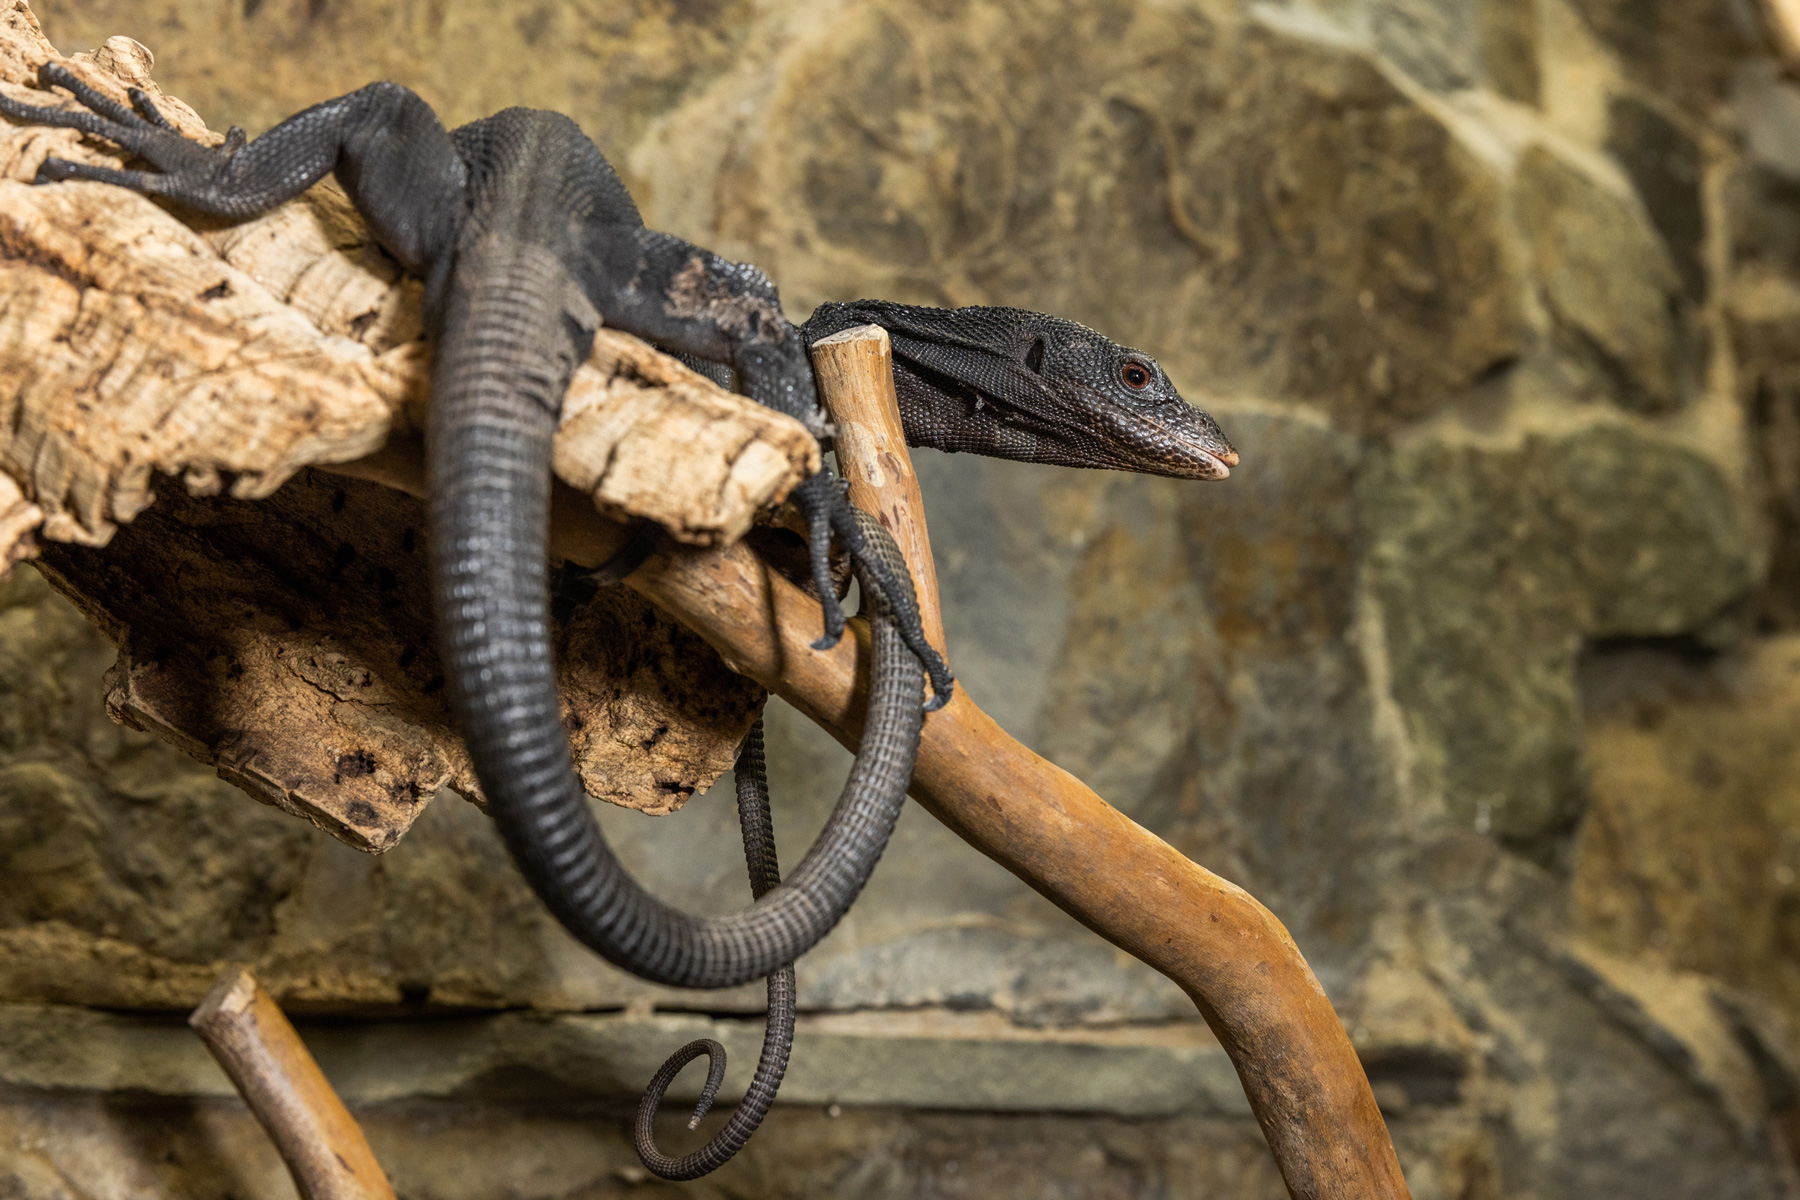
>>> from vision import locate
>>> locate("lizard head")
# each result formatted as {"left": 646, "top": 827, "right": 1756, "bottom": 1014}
{"left": 808, "top": 301, "right": 1237, "bottom": 480}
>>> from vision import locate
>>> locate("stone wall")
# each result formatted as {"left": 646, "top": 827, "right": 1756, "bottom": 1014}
{"left": 4, "top": 0, "right": 1800, "bottom": 1196}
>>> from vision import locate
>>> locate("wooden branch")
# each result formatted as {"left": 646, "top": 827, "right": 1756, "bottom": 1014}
{"left": 626, "top": 326, "right": 1412, "bottom": 1199}
{"left": 191, "top": 968, "right": 395, "bottom": 1200}
{"left": 809, "top": 325, "right": 948, "bottom": 655}
{"left": 312, "top": 351, "right": 1410, "bottom": 1200}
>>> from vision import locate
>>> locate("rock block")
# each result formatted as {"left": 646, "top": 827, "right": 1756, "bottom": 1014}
{"left": 1515, "top": 146, "right": 1689, "bottom": 413}
{"left": 1365, "top": 426, "right": 1753, "bottom": 842}
{"left": 699, "top": 2, "right": 1524, "bottom": 432}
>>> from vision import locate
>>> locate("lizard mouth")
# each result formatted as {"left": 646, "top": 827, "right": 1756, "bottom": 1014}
{"left": 1109, "top": 398, "right": 1236, "bottom": 480}
{"left": 1197, "top": 448, "right": 1236, "bottom": 479}
{"left": 1100, "top": 439, "right": 1234, "bottom": 480}
{"left": 1139, "top": 422, "right": 1236, "bottom": 480}
{"left": 1166, "top": 447, "right": 1233, "bottom": 480}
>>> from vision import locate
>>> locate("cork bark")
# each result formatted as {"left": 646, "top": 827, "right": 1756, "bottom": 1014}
{"left": 0, "top": 5, "right": 820, "bottom": 849}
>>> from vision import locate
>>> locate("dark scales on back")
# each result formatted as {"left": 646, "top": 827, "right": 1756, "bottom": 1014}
{"left": 0, "top": 65, "right": 1236, "bottom": 1179}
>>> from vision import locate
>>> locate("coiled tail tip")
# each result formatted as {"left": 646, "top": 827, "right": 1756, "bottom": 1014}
{"left": 635, "top": 1035, "right": 751, "bottom": 1181}
{"left": 637, "top": 1037, "right": 727, "bottom": 1125}
{"left": 643, "top": 1037, "right": 727, "bottom": 1124}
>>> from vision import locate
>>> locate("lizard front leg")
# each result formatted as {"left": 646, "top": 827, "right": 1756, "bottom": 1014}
{"left": 0, "top": 65, "right": 466, "bottom": 274}
{"left": 584, "top": 229, "right": 955, "bottom": 707}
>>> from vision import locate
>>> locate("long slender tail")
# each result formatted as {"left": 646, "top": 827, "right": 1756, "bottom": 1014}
{"left": 634, "top": 719, "right": 795, "bottom": 1179}
{"left": 427, "top": 244, "right": 924, "bottom": 990}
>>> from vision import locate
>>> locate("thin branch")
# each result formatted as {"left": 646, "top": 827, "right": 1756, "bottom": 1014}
{"left": 191, "top": 968, "right": 395, "bottom": 1200}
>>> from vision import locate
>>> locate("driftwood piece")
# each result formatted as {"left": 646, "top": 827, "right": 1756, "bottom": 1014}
{"left": 810, "top": 325, "right": 948, "bottom": 658}
{"left": 627, "top": 328, "right": 1412, "bottom": 1200}
{"left": 237, "top": 324, "right": 1412, "bottom": 1200}
{"left": 191, "top": 968, "right": 396, "bottom": 1200}
{"left": 0, "top": 27, "right": 816, "bottom": 555}
{"left": 0, "top": 8, "right": 817, "bottom": 841}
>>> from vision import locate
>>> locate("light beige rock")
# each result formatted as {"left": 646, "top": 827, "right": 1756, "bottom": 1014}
{"left": 1576, "top": 636, "right": 1800, "bottom": 1021}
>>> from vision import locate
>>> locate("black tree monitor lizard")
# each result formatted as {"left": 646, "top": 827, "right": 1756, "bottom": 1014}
{"left": 0, "top": 66, "right": 1237, "bottom": 1178}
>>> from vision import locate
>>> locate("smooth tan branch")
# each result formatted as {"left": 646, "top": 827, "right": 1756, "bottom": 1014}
{"left": 191, "top": 968, "right": 396, "bottom": 1200}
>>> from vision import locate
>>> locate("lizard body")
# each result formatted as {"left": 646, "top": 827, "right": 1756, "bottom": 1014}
{"left": 0, "top": 69, "right": 1238, "bottom": 1178}
{"left": 0, "top": 70, "right": 934, "bottom": 990}
{"left": 634, "top": 305, "right": 1238, "bottom": 1175}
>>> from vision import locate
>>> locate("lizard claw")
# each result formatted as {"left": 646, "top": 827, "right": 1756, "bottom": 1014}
{"left": 801, "top": 475, "right": 849, "bottom": 649}
{"left": 124, "top": 85, "right": 178, "bottom": 132}
{"left": 0, "top": 60, "right": 229, "bottom": 192}
{"left": 797, "top": 472, "right": 954, "bottom": 710}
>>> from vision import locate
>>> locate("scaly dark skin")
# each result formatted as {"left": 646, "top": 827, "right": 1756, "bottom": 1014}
{"left": 0, "top": 67, "right": 935, "bottom": 1181}
{"left": 633, "top": 717, "right": 793, "bottom": 1180}
{"left": 685, "top": 299, "right": 1238, "bottom": 471}
{"left": 0, "top": 67, "right": 1238, "bottom": 1179}
{"left": 630, "top": 503, "right": 915, "bottom": 1179}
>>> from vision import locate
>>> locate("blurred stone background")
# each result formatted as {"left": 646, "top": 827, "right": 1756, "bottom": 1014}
{"left": 2, "top": 0, "right": 1798, "bottom": 1195}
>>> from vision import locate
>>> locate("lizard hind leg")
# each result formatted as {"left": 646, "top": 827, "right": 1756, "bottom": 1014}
{"left": 634, "top": 719, "right": 797, "bottom": 1180}
{"left": 815, "top": 480, "right": 954, "bottom": 710}
{"left": 0, "top": 71, "right": 465, "bottom": 257}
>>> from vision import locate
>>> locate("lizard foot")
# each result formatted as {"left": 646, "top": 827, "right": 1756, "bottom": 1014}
{"left": 796, "top": 472, "right": 954, "bottom": 711}
{"left": 0, "top": 61, "right": 234, "bottom": 193}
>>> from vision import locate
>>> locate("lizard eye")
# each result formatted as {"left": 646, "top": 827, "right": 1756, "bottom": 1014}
{"left": 1120, "top": 361, "right": 1153, "bottom": 390}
